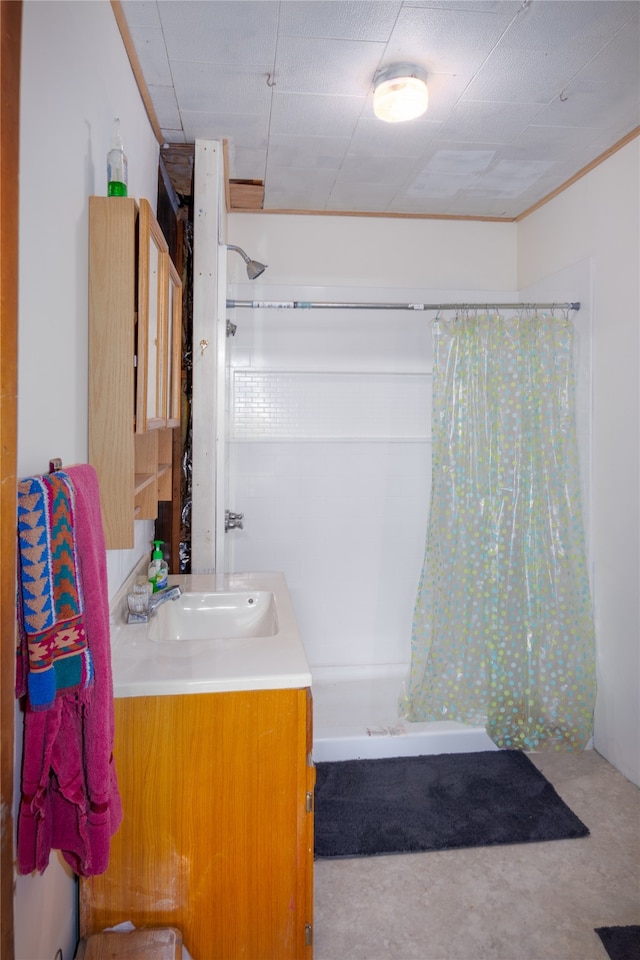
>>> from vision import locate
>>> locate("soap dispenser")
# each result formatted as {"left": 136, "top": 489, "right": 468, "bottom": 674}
{"left": 148, "top": 540, "right": 169, "bottom": 593}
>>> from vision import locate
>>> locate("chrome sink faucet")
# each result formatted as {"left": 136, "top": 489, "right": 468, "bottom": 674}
{"left": 127, "top": 584, "right": 183, "bottom": 623}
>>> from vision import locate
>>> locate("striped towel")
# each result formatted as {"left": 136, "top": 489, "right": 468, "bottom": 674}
{"left": 17, "top": 471, "right": 93, "bottom": 710}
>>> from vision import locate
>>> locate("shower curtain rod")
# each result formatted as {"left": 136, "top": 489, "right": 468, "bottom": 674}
{"left": 226, "top": 299, "right": 581, "bottom": 313}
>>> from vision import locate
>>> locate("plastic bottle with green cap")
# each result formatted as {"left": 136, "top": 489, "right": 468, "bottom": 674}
{"left": 148, "top": 540, "right": 168, "bottom": 592}
{"left": 107, "top": 118, "right": 128, "bottom": 197}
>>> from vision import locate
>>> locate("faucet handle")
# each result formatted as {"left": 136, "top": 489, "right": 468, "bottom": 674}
{"left": 127, "top": 591, "right": 149, "bottom": 616}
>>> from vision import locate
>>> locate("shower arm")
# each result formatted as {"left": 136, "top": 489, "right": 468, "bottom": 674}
{"left": 227, "top": 244, "right": 251, "bottom": 264}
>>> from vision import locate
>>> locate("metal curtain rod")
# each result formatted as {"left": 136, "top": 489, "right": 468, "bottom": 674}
{"left": 227, "top": 299, "right": 581, "bottom": 312}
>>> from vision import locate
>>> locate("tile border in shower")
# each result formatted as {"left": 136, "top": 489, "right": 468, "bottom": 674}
{"left": 230, "top": 369, "right": 433, "bottom": 441}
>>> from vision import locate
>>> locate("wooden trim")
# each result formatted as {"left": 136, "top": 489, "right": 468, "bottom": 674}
{"left": 229, "top": 207, "right": 514, "bottom": 222}
{"left": 516, "top": 126, "right": 640, "bottom": 221}
{"left": 111, "top": 0, "right": 163, "bottom": 144}
{"left": 0, "top": 2, "right": 21, "bottom": 957}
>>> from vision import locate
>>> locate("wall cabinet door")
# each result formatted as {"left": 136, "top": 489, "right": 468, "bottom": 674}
{"left": 136, "top": 198, "right": 169, "bottom": 432}
{"left": 165, "top": 256, "right": 182, "bottom": 428}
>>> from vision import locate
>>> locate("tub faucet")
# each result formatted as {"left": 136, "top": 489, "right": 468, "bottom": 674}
{"left": 127, "top": 584, "right": 182, "bottom": 623}
{"left": 225, "top": 510, "right": 244, "bottom": 531}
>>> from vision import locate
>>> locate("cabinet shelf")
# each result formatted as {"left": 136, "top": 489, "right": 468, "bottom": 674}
{"left": 134, "top": 473, "right": 155, "bottom": 496}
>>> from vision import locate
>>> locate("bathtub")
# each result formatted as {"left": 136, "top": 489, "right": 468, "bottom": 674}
{"left": 312, "top": 663, "right": 496, "bottom": 762}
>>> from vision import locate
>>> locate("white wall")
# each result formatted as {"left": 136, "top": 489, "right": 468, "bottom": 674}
{"left": 225, "top": 215, "right": 518, "bottom": 672}
{"left": 16, "top": 2, "right": 159, "bottom": 957}
{"left": 518, "top": 139, "right": 640, "bottom": 786}
{"left": 227, "top": 213, "right": 517, "bottom": 291}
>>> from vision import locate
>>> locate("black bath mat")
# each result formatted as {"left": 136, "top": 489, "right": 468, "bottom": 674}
{"left": 314, "top": 749, "right": 589, "bottom": 859}
{"left": 595, "top": 926, "right": 640, "bottom": 960}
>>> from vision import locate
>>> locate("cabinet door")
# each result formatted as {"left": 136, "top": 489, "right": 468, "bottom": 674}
{"left": 136, "top": 199, "right": 168, "bottom": 432}
{"left": 80, "top": 688, "right": 314, "bottom": 960}
{"left": 88, "top": 196, "right": 138, "bottom": 548}
{"left": 165, "top": 256, "right": 182, "bottom": 428}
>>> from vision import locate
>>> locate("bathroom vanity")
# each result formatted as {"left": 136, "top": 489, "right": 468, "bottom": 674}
{"left": 79, "top": 573, "right": 315, "bottom": 959}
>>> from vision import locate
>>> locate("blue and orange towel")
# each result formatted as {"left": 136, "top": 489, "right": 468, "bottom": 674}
{"left": 17, "top": 471, "right": 93, "bottom": 710}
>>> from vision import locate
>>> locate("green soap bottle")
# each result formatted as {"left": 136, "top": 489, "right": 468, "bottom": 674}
{"left": 107, "top": 117, "right": 128, "bottom": 197}
{"left": 148, "top": 540, "right": 168, "bottom": 593}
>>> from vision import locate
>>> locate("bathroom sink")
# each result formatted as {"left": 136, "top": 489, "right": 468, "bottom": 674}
{"left": 148, "top": 590, "right": 278, "bottom": 643}
{"left": 111, "top": 572, "right": 311, "bottom": 697}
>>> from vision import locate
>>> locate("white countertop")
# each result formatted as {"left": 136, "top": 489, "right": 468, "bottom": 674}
{"left": 110, "top": 572, "right": 312, "bottom": 698}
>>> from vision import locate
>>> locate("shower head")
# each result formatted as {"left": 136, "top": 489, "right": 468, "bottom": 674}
{"left": 226, "top": 244, "right": 267, "bottom": 280}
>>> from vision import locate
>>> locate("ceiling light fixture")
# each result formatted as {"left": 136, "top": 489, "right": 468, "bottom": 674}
{"left": 373, "top": 63, "right": 428, "bottom": 123}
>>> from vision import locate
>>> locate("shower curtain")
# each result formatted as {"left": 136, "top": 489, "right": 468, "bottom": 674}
{"left": 403, "top": 313, "right": 596, "bottom": 751}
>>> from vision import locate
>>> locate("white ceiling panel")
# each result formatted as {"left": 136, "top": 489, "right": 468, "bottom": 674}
{"left": 159, "top": 1, "right": 280, "bottom": 66}
{"left": 514, "top": 123, "right": 605, "bottom": 159}
{"left": 337, "top": 153, "right": 417, "bottom": 184}
{"left": 467, "top": 158, "right": 555, "bottom": 197}
{"left": 273, "top": 35, "right": 387, "bottom": 95}
{"left": 268, "top": 134, "right": 352, "bottom": 169}
{"left": 412, "top": 72, "right": 476, "bottom": 123}
{"left": 436, "top": 99, "right": 542, "bottom": 144}
{"left": 462, "top": 47, "right": 580, "bottom": 104}
{"left": 346, "top": 117, "right": 440, "bottom": 158}
{"left": 278, "top": 1, "right": 402, "bottom": 41}
{"left": 119, "top": 0, "right": 640, "bottom": 217}
{"left": 420, "top": 147, "right": 497, "bottom": 176}
{"left": 270, "top": 91, "right": 366, "bottom": 138}
{"left": 148, "top": 84, "right": 182, "bottom": 131}
{"left": 226, "top": 144, "right": 267, "bottom": 180}
{"left": 384, "top": 4, "right": 520, "bottom": 75}
{"left": 181, "top": 110, "right": 270, "bottom": 148}
{"left": 328, "top": 180, "right": 403, "bottom": 211}
{"left": 129, "top": 27, "right": 173, "bottom": 87}
{"left": 169, "top": 61, "right": 273, "bottom": 115}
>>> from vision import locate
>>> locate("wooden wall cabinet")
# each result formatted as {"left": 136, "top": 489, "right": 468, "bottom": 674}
{"left": 88, "top": 196, "right": 182, "bottom": 548}
{"left": 80, "top": 687, "right": 315, "bottom": 959}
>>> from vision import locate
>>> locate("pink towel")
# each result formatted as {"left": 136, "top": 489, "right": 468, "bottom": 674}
{"left": 17, "top": 465, "right": 122, "bottom": 876}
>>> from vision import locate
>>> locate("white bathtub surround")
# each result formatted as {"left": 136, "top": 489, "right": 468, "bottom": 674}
{"left": 109, "top": 572, "right": 311, "bottom": 697}
{"left": 312, "top": 664, "right": 496, "bottom": 762}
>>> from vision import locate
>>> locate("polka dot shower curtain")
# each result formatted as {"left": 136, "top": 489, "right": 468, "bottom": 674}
{"left": 403, "top": 313, "right": 596, "bottom": 751}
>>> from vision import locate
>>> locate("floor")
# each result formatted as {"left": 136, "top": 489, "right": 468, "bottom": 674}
{"left": 312, "top": 749, "right": 640, "bottom": 960}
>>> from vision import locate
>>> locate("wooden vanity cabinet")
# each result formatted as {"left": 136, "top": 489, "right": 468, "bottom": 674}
{"left": 88, "top": 196, "right": 181, "bottom": 549}
{"left": 80, "top": 687, "right": 315, "bottom": 959}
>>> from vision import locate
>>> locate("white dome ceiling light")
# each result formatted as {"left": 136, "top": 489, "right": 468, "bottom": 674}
{"left": 373, "top": 63, "right": 429, "bottom": 123}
